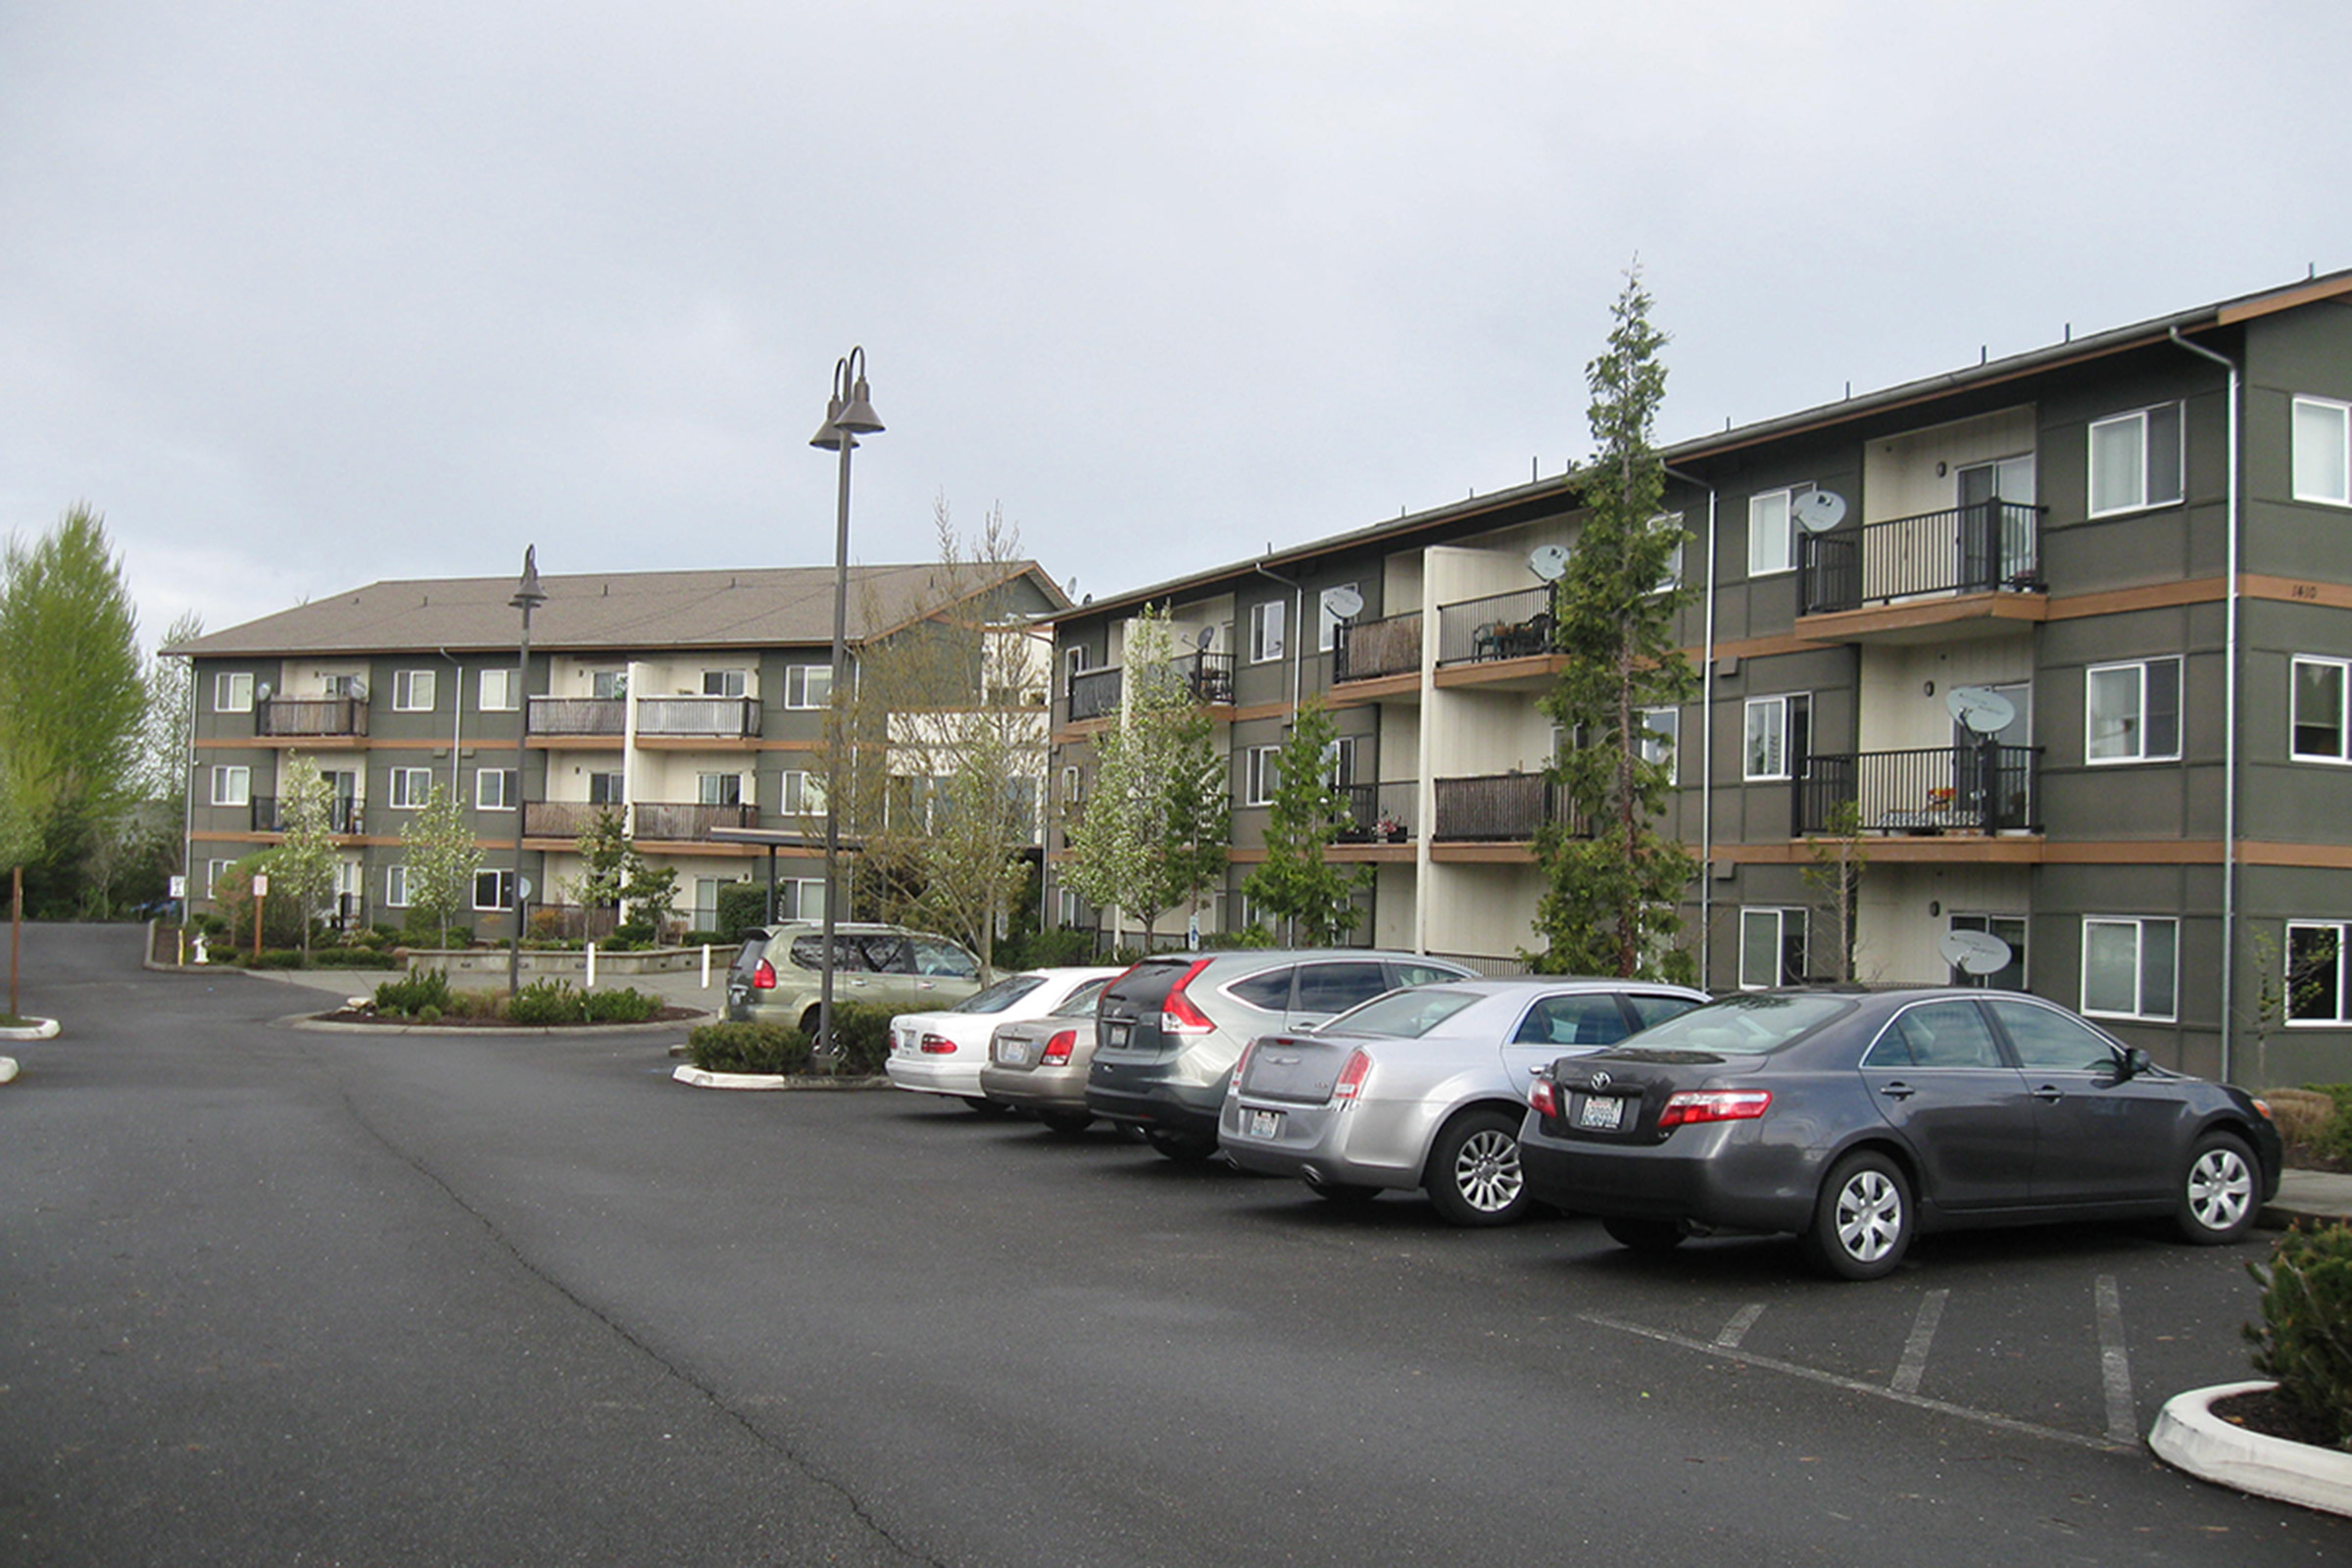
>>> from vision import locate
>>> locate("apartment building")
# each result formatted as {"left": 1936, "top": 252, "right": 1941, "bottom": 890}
{"left": 1046, "top": 270, "right": 2352, "bottom": 1082}
{"left": 175, "top": 561, "right": 1067, "bottom": 937}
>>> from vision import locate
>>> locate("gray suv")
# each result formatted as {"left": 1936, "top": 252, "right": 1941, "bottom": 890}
{"left": 723, "top": 922, "right": 986, "bottom": 1033}
{"left": 1086, "top": 950, "right": 1476, "bottom": 1160}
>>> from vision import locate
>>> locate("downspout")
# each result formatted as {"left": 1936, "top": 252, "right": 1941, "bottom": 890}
{"left": 2170, "top": 327, "right": 2240, "bottom": 1079}
{"left": 437, "top": 650, "right": 466, "bottom": 798}
{"left": 1663, "top": 465, "right": 1719, "bottom": 985}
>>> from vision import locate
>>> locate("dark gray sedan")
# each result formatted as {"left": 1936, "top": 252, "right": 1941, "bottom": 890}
{"left": 1520, "top": 988, "right": 2283, "bottom": 1280}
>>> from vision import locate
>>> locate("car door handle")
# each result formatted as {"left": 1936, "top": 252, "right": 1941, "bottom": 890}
{"left": 2032, "top": 1085, "right": 2065, "bottom": 1102}
{"left": 1879, "top": 1081, "right": 1917, "bottom": 1100}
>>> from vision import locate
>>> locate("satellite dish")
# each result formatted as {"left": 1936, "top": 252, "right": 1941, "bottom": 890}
{"left": 1793, "top": 489, "right": 1849, "bottom": 533}
{"left": 1945, "top": 686, "right": 2018, "bottom": 736}
{"left": 1528, "top": 544, "right": 1571, "bottom": 582}
{"left": 1938, "top": 928, "right": 2014, "bottom": 977}
{"left": 1194, "top": 626, "right": 1217, "bottom": 651}
{"left": 349, "top": 679, "right": 368, "bottom": 702}
{"left": 1320, "top": 586, "right": 1364, "bottom": 621}
{"left": 255, "top": 681, "right": 274, "bottom": 703}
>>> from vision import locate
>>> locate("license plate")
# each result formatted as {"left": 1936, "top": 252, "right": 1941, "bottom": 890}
{"left": 999, "top": 1041, "right": 1031, "bottom": 1066}
{"left": 1249, "top": 1109, "right": 1282, "bottom": 1139}
{"left": 1578, "top": 1095, "right": 1626, "bottom": 1132}
{"left": 1107, "top": 1021, "right": 1131, "bottom": 1048}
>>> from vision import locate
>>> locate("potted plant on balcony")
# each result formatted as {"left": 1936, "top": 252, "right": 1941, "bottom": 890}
{"left": 1375, "top": 810, "right": 1406, "bottom": 844}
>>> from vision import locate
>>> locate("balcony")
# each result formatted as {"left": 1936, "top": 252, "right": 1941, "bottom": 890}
{"left": 1067, "top": 666, "right": 1122, "bottom": 723}
{"left": 257, "top": 696, "right": 368, "bottom": 738}
{"left": 522, "top": 801, "right": 616, "bottom": 840}
{"left": 1797, "top": 501, "right": 2046, "bottom": 632}
{"left": 632, "top": 801, "right": 758, "bottom": 840}
{"left": 1791, "top": 745, "right": 2042, "bottom": 837}
{"left": 1333, "top": 612, "right": 1423, "bottom": 684}
{"left": 1170, "top": 649, "right": 1236, "bottom": 705}
{"left": 1333, "top": 780, "right": 1419, "bottom": 844}
{"left": 636, "top": 696, "right": 761, "bottom": 739}
{"left": 1437, "top": 586, "right": 1558, "bottom": 666}
{"left": 529, "top": 696, "right": 625, "bottom": 736}
{"left": 1433, "top": 772, "right": 1586, "bottom": 842}
{"left": 250, "top": 796, "right": 365, "bottom": 834}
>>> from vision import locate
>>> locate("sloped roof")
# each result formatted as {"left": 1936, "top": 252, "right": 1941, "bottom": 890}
{"left": 172, "top": 562, "right": 1068, "bottom": 659}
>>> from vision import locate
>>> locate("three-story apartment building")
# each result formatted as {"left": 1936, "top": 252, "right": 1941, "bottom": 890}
{"left": 1046, "top": 270, "right": 2352, "bottom": 1082}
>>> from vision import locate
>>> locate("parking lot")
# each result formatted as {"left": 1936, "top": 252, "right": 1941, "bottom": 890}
{"left": 4, "top": 925, "right": 2347, "bottom": 1566}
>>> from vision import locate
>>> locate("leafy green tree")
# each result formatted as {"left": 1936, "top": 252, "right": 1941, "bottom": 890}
{"left": 1242, "top": 697, "right": 1368, "bottom": 946}
{"left": 1526, "top": 268, "right": 1698, "bottom": 982}
{"left": 0, "top": 504, "right": 147, "bottom": 916}
{"left": 399, "top": 782, "right": 479, "bottom": 945}
{"left": 272, "top": 756, "right": 340, "bottom": 956}
{"left": 567, "top": 807, "right": 675, "bottom": 938}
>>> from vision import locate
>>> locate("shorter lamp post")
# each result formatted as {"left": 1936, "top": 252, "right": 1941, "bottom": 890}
{"left": 509, "top": 546, "right": 546, "bottom": 997}
{"left": 808, "top": 348, "right": 883, "bottom": 1056}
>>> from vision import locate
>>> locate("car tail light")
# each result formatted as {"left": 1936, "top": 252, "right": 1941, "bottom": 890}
{"left": 919, "top": 1034, "right": 957, "bottom": 1055}
{"left": 1528, "top": 1076, "right": 1560, "bottom": 1119}
{"left": 1159, "top": 959, "right": 1217, "bottom": 1035}
{"left": 1230, "top": 1040, "right": 1257, "bottom": 1087}
{"left": 1040, "top": 1029, "right": 1078, "bottom": 1066}
{"left": 1655, "top": 1089, "right": 1772, "bottom": 1129}
{"left": 751, "top": 958, "right": 777, "bottom": 990}
{"left": 1331, "top": 1048, "right": 1373, "bottom": 1103}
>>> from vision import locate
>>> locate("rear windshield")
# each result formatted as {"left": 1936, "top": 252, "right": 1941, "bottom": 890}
{"left": 951, "top": 974, "right": 1048, "bottom": 1014}
{"left": 1325, "top": 986, "right": 1482, "bottom": 1039}
{"left": 1050, "top": 976, "right": 1112, "bottom": 1016}
{"left": 1614, "top": 993, "right": 1856, "bottom": 1055}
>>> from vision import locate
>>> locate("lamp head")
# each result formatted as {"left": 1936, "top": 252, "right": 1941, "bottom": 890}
{"left": 511, "top": 544, "right": 548, "bottom": 611}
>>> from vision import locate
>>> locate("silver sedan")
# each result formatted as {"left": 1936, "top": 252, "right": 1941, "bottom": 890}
{"left": 1218, "top": 977, "right": 1708, "bottom": 1225}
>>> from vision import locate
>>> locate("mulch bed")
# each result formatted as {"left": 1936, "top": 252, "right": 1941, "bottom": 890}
{"left": 2209, "top": 1386, "right": 2345, "bottom": 1451}
{"left": 316, "top": 1004, "right": 705, "bottom": 1027}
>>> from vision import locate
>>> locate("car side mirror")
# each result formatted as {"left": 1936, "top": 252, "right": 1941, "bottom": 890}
{"left": 2120, "top": 1047, "right": 2155, "bottom": 1080}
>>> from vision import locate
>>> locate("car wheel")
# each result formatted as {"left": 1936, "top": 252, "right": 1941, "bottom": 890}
{"left": 2176, "top": 1131, "right": 2259, "bottom": 1245}
{"left": 1602, "top": 1217, "right": 1687, "bottom": 1253}
{"left": 1308, "top": 1180, "right": 1381, "bottom": 1206}
{"left": 1037, "top": 1109, "right": 1095, "bottom": 1135}
{"left": 1424, "top": 1108, "right": 1530, "bottom": 1227}
{"left": 1145, "top": 1130, "right": 1218, "bottom": 1163}
{"left": 1802, "top": 1150, "right": 1912, "bottom": 1281}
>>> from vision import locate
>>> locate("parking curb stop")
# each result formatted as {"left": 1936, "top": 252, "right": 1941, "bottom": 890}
{"left": 2148, "top": 1381, "right": 2352, "bottom": 1519}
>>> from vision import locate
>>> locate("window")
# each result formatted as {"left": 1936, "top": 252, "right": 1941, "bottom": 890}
{"left": 1739, "top": 907, "right": 1808, "bottom": 989}
{"left": 1060, "top": 764, "right": 1082, "bottom": 805}
{"left": 472, "top": 868, "right": 516, "bottom": 912}
{"left": 784, "top": 664, "right": 833, "bottom": 710}
{"left": 390, "top": 767, "right": 434, "bottom": 809}
{"left": 1245, "top": 745, "right": 1281, "bottom": 806}
{"left": 475, "top": 768, "right": 516, "bottom": 810}
{"left": 2292, "top": 656, "right": 2351, "bottom": 762}
{"left": 780, "top": 878, "right": 828, "bottom": 922}
{"left": 2081, "top": 916, "right": 2178, "bottom": 1021}
{"left": 2087, "top": 402, "right": 2183, "bottom": 516}
{"left": 210, "top": 765, "right": 250, "bottom": 807}
{"left": 1056, "top": 887, "right": 1084, "bottom": 927}
{"left": 205, "top": 859, "right": 232, "bottom": 899}
{"left": 1867, "top": 1001, "right": 2002, "bottom": 1069}
{"left": 1325, "top": 735, "right": 1357, "bottom": 790}
{"left": 1948, "top": 913, "right": 2027, "bottom": 991}
{"left": 1743, "top": 694, "right": 1810, "bottom": 781}
{"left": 479, "top": 668, "right": 517, "bottom": 711}
{"left": 214, "top": 671, "right": 254, "bottom": 712}
{"left": 1250, "top": 600, "right": 1286, "bottom": 664}
{"left": 1748, "top": 485, "right": 1814, "bottom": 576}
{"left": 703, "top": 669, "right": 748, "bottom": 698}
{"left": 1639, "top": 707, "right": 1680, "bottom": 779}
{"left": 698, "top": 772, "right": 743, "bottom": 807}
{"left": 392, "top": 669, "right": 436, "bottom": 711}
{"left": 2291, "top": 396, "right": 2350, "bottom": 507}
{"left": 1986, "top": 998, "right": 2118, "bottom": 1072}
{"left": 779, "top": 770, "right": 825, "bottom": 814}
{"left": 2085, "top": 658, "right": 2180, "bottom": 763}
{"left": 1316, "top": 583, "right": 1358, "bottom": 652}
{"left": 2286, "top": 921, "right": 2349, "bottom": 1024}
{"left": 1064, "top": 645, "right": 1091, "bottom": 696}
{"left": 591, "top": 669, "right": 627, "bottom": 699}
{"left": 385, "top": 864, "right": 411, "bottom": 908}
{"left": 1651, "top": 514, "right": 1687, "bottom": 592}
{"left": 588, "top": 771, "right": 624, "bottom": 806}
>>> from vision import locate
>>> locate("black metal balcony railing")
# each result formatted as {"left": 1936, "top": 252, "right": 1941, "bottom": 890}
{"left": 1432, "top": 772, "right": 1588, "bottom": 841}
{"left": 1437, "top": 586, "right": 1557, "bottom": 665}
{"left": 1067, "top": 666, "right": 1123, "bottom": 722}
{"left": 1797, "top": 500, "right": 2045, "bottom": 615}
{"left": 1334, "top": 779, "right": 1419, "bottom": 843}
{"left": 1333, "top": 612, "right": 1423, "bottom": 683}
{"left": 636, "top": 696, "right": 761, "bottom": 739}
{"left": 257, "top": 696, "right": 368, "bottom": 738}
{"left": 251, "top": 796, "right": 365, "bottom": 834}
{"left": 633, "top": 801, "right": 759, "bottom": 839}
{"left": 528, "top": 696, "right": 625, "bottom": 736}
{"left": 522, "top": 801, "right": 615, "bottom": 840}
{"left": 1792, "top": 744, "right": 2042, "bottom": 837}
{"left": 1170, "top": 649, "right": 1236, "bottom": 705}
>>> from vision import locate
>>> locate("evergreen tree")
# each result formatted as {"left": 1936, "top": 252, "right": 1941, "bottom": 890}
{"left": 1526, "top": 268, "right": 1698, "bottom": 982}
{"left": 1242, "top": 697, "right": 1368, "bottom": 945}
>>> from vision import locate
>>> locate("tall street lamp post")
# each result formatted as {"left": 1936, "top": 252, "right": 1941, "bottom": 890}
{"left": 509, "top": 546, "right": 546, "bottom": 997}
{"left": 808, "top": 349, "right": 883, "bottom": 1058}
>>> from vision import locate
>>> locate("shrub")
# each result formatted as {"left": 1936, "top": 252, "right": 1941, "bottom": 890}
{"left": 585, "top": 987, "right": 662, "bottom": 1023}
{"left": 508, "top": 979, "right": 588, "bottom": 1026}
{"left": 687, "top": 1020, "right": 812, "bottom": 1075}
{"left": 827, "top": 1003, "right": 895, "bottom": 1075}
{"left": 1000, "top": 925, "right": 1099, "bottom": 971}
{"left": 310, "top": 946, "right": 394, "bottom": 969}
{"left": 609, "top": 920, "right": 657, "bottom": 950}
{"left": 714, "top": 881, "right": 770, "bottom": 945}
{"left": 374, "top": 968, "right": 454, "bottom": 1017}
{"left": 2244, "top": 1222, "right": 2352, "bottom": 1452}
{"left": 249, "top": 948, "right": 310, "bottom": 969}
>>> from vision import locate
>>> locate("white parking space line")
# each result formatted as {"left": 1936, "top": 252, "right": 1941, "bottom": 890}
{"left": 1714, "top": 1302, "right": 1767, "bottom": 1348}
{"left": 2093, "top": 1275, "right": 2137, "bottom": 1446}
{"left": 1889, "top": 1289, "right": 1948, "bottom": 1396}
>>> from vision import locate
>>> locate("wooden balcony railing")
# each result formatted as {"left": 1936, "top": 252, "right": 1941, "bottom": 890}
{"left": 1068, "top": 666, "right": 1123, "bottom": 722}
{"left": 528, "top": 696, "right": 625, "bottom": 736}
{"left": 1792, "top": 744, "right": 2042, "bottom": 836}
{"left": 636, "top": 696, "right": 761, "bottom": 739}
{"left": 1333, "top": 612, "right": 1422, "bottom": 683}
{"left": 632, "top": 801, "right": 758, "bottom": 839}
{"left": 1798, "top": 500, "right": 2044, "bottom": 615}
{"left": 522, "top": 801, "right": 616, "bottom": 840}
{"left": 257, "top": 697, "right": 368, "bottom": 737}
{"left": 1433, "top": 772, "right": 1586, "bottom": 841}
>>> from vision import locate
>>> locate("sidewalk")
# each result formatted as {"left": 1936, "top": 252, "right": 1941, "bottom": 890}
{"left": 205, "top": 956, "right": 731, "bottom": 1021}
{"left": 2267, "top": 1166, "right": 2352, "bottom": 1229}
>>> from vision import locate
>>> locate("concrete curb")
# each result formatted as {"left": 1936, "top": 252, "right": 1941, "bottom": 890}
{"left": 0, "top": 1017, "right": 61, "bottom": 1042}
{"left": 288, "top": 1010, "right": 715, "bottom": 1038}
{"left": 2148, "top": 1381, "right": 2352, "bottom": 1518}
{"left": 671, "top": 1065, "right": 892, "bottom": 1092}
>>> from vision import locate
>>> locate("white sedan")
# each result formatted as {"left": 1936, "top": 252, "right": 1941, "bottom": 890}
{"left": 885, "top": 967, "right": 1125, "bottom": 1108}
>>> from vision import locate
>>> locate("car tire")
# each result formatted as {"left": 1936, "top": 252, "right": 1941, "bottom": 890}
{"left": 1145, "top": 1129, "right": 1218, "bottom": 1163}
{"left": 1423, "top": 1108, "right": 1530, "bottom": 1227}
{"left": 1037, "top": 1109, "right": 1095, "bottom": 1135}
{"left": 2176, "top": 1130, "right": 2260, "bottom": 1245}
{"left": 1801, "top": 1150, "right": 1913, "bottom": 1281}
{"left": 1602, "top": 1217, "right": 1687, "bottom": 1253}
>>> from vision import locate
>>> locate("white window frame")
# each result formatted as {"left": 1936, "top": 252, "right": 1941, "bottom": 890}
{"left": 1059, "top": 764, "right": 1082, "bottom": 805}
{"left": 2084, "top": 657, "right": 2181, "bottom": 764}
{"left": 1738, "top": 906, "right": 1808, "bottom": 990}
{"left": 1639, "top": 707, "right": 1680, "bottom": 780}
{"left": 385, "top": 864, "right": 411, "bottom": 908}
{"left": 214, "top": 671, "right": 255, "bottom": 713}
{"left": 587, "top": 770, "right": 625, "bottom": 807}
{"left": 1063, "top": 645, "right": 1091, "bottom": 696}
{"left": 389, "top": 767, "right": 434, "bottom": 809}
{"left": 210, "top": 764, "right": 251, "bottom": 808}
{"left": 1316, "top": 582, "right": 1358, "bottom": 652}
{"left": 1747, "top": 485, "right": 1812, "bottom": 577}
{"left": 778, "top": 769, "right": 825, "bottom": 814}
{"left": 591, "top": 669, "right": 627, "bottom": 700}
{"left": 1244, "top": 745, "right": 1281, "bottom": 807}
{"left": 1651, "top": 513, "right": 1687, "bottom": 593}
{"left": 784, "top": 664, "right": 833, "bottom": 710}
{"left": 478, "top": 667, "right": 517, "bottom": 711}
{"left": 2086, "top": 402, "right": 2184, "bottom": 517}
{"left": 2291, "top": 655, "right": 2352, "bottom": 763}
{"left": 697, "top": 771, "right": 744, "bottom": 807}
{"left": 1949, "top": 912, "right": 2029, "bottom": 990}
{"left": 1742, "top": 694, "right": 1807, "bottom": 781}
{"left": 206, "top": 859, "right": 233, "bottom": 900}
{"left": 2081, "top": 915, "right": 2179, "bottom": 1022}
{"left": 702, "top": 668, "right": 749, "bottom": 699}
{"left": 392, "top": 669, "right": 436, "bottom": 712}
{"left": 472, "top": 868, "right": 516, "bottom": 912}
{"left": 475, "top": 767, "right": 515, "bottom": 811}
{"left": 1250, "top": 600, "right": 1286, "bottom": 665}
{"left": 2291, "top": 396, "right": 2351, "bottom": 508}
{"left": 2284, "top": 919, "right": 2351, "bottom": 1025}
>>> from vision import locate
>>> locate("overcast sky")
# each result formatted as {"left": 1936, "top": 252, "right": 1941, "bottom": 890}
{"left": 5, "top": 2, "right": 2348, "bottom": 650}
